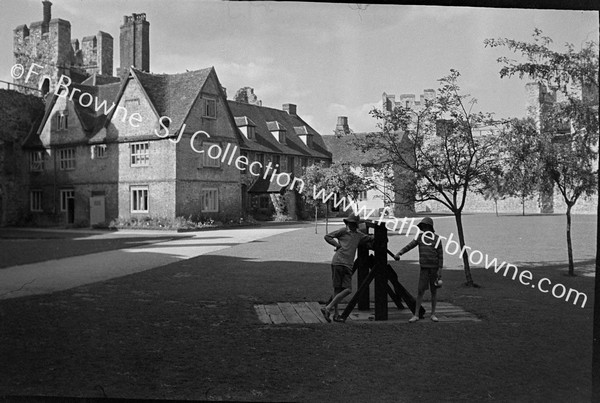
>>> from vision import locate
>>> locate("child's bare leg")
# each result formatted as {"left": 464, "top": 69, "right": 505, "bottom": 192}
{"left": 411, "top": 291, "right": 424, "bottom": 321}
{"left": 326, "top": 288, "right": 351, "bottom": 313}
{"left": 431, "top": 289, "right": 437, "bottom": 315}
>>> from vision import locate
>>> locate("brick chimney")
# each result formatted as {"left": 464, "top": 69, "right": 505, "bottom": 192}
{"left": 42, "top": 0, "right": 52, "bottom": 24}
{"left": 283, "top": 103, "right": 297, "bottom": 115}
{"left": 119, "top": 13, "right": 150, "bottom": 76}
{"left": 335, "top": 116, "right": 350, "bottom": 136}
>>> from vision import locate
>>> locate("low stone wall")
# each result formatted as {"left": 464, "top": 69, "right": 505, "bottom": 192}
{"left": 416, "top": 190, "right": 597, "bottom": 215}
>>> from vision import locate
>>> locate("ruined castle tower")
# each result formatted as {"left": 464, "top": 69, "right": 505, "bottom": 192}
{"left": 13, "top": 1, "right": 113, "bottom": 95}
{"left": 119, "top": 13, "right": 150, "bottom": 76}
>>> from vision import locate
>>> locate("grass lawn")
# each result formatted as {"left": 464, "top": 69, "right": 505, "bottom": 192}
{"left": 0, "top": 214, "right": 595, "bottom": 402}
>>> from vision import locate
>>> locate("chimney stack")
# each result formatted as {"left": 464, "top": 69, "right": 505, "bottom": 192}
{"left": 283, "top": 103, "right": 297, "bottom": 115}
{"left": 42, "top": 0, "right": 52, "bottom": 24}
{"left": 335, "top": 116, "right": 350, "bottom": 136}
{"left": 119, "top": 13, "right": 150, "bottom": 76}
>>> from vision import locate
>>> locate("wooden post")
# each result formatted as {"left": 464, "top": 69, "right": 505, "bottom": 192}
{"left": 357, "top": 223, "right": 370, "bottom": 310}
{"left": 373, "top": 222, "right": 388, "bottom": 320}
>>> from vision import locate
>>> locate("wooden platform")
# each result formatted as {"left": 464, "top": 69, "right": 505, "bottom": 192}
{"left": 254, "top": 301, "right": 480, "bottom": 324}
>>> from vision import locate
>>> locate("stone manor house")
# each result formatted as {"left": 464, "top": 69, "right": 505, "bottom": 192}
{"left": 1, "top": 2, "right": 331, "bottom": 227}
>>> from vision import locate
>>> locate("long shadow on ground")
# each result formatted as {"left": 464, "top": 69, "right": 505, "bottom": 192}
{"left": 0, "top": 250, "right": 594, "bottom": 402}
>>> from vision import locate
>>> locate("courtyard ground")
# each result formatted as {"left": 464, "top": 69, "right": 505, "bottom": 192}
{"left": 0, "top": 214, "right": 596, "bottom": 402}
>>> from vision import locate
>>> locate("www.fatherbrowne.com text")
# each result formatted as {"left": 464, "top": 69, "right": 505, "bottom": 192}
{"left": 14, "top": 63, "right": 588, "bottom": 309}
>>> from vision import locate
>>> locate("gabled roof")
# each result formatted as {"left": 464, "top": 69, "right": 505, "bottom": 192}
{"left": 71, "top": 82, "right": 121, "bottom": 133}
{"left": 294, "top": 126, "right": 310, "bottom": 135}
{"left": 266, "top": 121, "right": 286, "bottom": 131}
{"left": 26, "top": 80, "right": 122, "bottom": 147}
{"left": 131, "top": 67, "right": 213, "bottom": 133}
{"left": 227, "top": 100, "right": 331, "bottom": 159}
{"left": 235, "top": 116, "right": 256, "bottom": 127}
{"left": 81, "top": 73, "right": 121, "bottom": 86}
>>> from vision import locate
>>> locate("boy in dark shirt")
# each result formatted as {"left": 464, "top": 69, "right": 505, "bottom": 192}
{"left": 322, "top": 213, "right": 373, "bottom": 322}
{"left": 394, "top": 217, "right": 443, "bottom": 323}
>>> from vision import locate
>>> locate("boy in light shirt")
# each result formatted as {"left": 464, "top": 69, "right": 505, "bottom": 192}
{"left": 322, "top": 213, "right": 373, "bottom": 322}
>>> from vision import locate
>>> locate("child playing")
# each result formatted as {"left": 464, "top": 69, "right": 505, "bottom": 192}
{"left": 322, "top": 213, "right": 373, "bottom": 323}
{"left": 394, "top": 216, "right": 443, "bottom": 323}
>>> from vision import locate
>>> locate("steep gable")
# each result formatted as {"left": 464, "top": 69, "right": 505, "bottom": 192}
{"left": 132, "top": 67, "right": 212, "bottom": 134}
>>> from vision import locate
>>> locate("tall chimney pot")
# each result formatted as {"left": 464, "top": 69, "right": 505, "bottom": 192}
{"left": 42, "top": 0, "right": 52, "bottom": 24}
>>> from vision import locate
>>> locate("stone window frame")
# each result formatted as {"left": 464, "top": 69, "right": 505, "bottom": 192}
{"left": 201, "top": 142, "right": 221, "bottom": 168}
{"left": 201, "top": 188, "right": 219, "bottom": 213}
{"left": 202, "top": 97, "right": 217, "bottom": 119}
{"left": 95, "top": 144, "right": 107, "bottom": 159}
{"left": 60, "top": 189, "right": 75, "bottom": 212}
{"left": 130, "top": 185, "right": 149, "bottom": 213}
{"left": 55, "top": 111, "right": 68, "bottom": 131}
{"left": 59, "top": 148, "right": 76, "bottom": 170}
{"left": 29, "top": 151, "right": 45, "bottom": 172}
{"left": 30, "top": 190, "right": 43, "bottom": 212}
{"left": 130, "top": 142, "right": 149, "bottom": 167}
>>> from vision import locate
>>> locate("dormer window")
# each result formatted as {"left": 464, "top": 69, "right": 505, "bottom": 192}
{"left": 276, "top": 130, "right": 286, "bottom": 143}
{"left": 294, "top": 126, "right": 313, "bottom": 148}
{"left": 267, "top": 121, "right": 286, "bottom": 144}
{"left": 235, "top": 116, "right": 256, "bottom": 140}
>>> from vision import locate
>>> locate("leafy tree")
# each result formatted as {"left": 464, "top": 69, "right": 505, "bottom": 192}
{"left": 478, "top": 165, "right": 506, "bottom": 217}
{"left": 357, "top": 70, "right": 501, "bottom": 286}
{"left": 300, "top": 162, "right": 373, "bottom": 230}
{"left": 501, "top": 118, "right": 543, "bottom": 215}
{"left": 485, "top": 29, "right": 599, "bottom": 276}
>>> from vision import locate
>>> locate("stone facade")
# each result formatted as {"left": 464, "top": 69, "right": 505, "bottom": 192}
{"left": 0, "top": 90, "right": 45, "bottom": 226}
{"left": 13, "top": 1, "right": 114, "bottom": 96}
{"left": 7, "top": 6, "right": 331, "bottom": 227}
{"left": 229, "top": 97, "right": 332, "bottom": 220}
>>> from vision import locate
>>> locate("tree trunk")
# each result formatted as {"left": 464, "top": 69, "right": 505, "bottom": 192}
{"left": 454, "top": 210, "right": 474, "bottom": 286}
{"left": 522, "top": 195, "right": 525, "bottom": 216}
{"left": 566, "top": 203, "right": 574, "bottom": 276}
{"left": 494, "top": 199, "right": 498, "bottom": 217}
{"left": 315, "top": 205, "right": 318, "bottom": 234}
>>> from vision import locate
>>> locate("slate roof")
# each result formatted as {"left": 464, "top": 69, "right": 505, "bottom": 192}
{"left": 131, "top": 67, "right": 212, "bottom": 133}
{"left": 227, "top": 100, "right": 331, "bottom": 160}
{"left": 235, "top": 116, "right": 256, "bottom": 127}
{"left": 28, "top": 67, "right": 216, "bottom": 146}
{"left": 81, "top": 73, "right": 121, "bottom": 86}
{"left": 25, "top": 80, "right": 122, "bottom": 147}
{"left": 322, "top": 132, "right": 393, "bottom": 166}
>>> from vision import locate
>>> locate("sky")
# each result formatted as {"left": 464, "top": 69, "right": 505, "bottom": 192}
{"left": 0, "top": 0, "right": 598, "bottom": 136}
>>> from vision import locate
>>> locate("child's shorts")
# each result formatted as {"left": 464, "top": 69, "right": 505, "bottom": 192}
{"left": 332, "top": 264, "right": 353, "bottom": 290}
{"left": 418, "top": 267, "right": 439, "bottom": 293}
